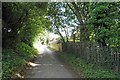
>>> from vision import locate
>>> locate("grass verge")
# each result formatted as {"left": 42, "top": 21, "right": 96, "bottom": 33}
{"left": 2, "top": 42, "right": 38, "bottom": 79}
{"left": 58, "top": 52, "right": 120, "bottom": 78}
{"left": 49, "top": 43, "right": 61, "bottom": 51}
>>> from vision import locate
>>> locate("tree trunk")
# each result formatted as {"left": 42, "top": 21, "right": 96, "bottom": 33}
{"left": 73, "top": 34, "right": 75, "bottom": 43}
{"left": 56, "top": 26, "right": 65, "bottom": 43}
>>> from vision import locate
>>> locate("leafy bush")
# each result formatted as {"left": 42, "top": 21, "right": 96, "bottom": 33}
{"left": 2, "top": 49, "right": 25, "bottom": 79}
{"left": 15, "top": 42, "right": 38, "bottom": 60}
{"left": 2, "top": 43, "right": 38, "bottom": 79}
{"left": 59, "top": 52, "right": 120, "bottom": 78}
{"left": 49, "top": 43, "right": 61, "bottom": 51}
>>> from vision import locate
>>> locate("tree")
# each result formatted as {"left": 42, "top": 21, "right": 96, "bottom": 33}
{"left": 88, "top": 2, "right": 120, "bottom": 47}
{"left": 2, "top": 2, "right": 51, "bottom": 48}
{"left": 48, "top": 2, "right": 78, "bottom": 43}
{"left": 66, "top": 2, "right": 91, "bottom": 41}
{"left": 2, "top": 3, "right": 29, "bottom": 48}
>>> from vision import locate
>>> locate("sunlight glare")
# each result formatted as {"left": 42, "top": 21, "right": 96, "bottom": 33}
{"left": 33, "top": 39, "right": 44, "bottom": 54}
{"left": 28, "top": 62, "right": 41, "bottom": 67}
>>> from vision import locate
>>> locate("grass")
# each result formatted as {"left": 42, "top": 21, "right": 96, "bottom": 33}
{"left": 49, "top": 43, "right": 61, "bottom": 51}
{"left": 58, "top": 52, "right": 120, "bottom": 78}
{"left": 2, "top": 43, "right": 38, "bottom": 79}
{"left": 69, "top": 39, "right": 80, "bottom": 42}
{"left": 49, "top": 43, "right": 120, "bottom": 78}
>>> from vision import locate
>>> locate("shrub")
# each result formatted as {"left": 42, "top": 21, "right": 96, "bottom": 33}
{"left": 59, "top": 52, "right": 120, "bottom": 78}
{"left": 2, "top": 43, "right": 38, "bottom": 79}
{"left": 2, "top": 49, "right": 25, "bottom": 79}
{"left": 15, "top": 42, "right": 38, "bottom": 60}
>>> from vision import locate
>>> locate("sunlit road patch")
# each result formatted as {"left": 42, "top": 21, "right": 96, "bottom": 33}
{"left": 25, "top": 45, "right": 79, "bottom": 78}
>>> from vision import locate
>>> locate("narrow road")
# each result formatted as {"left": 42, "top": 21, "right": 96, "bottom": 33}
{"left": 25, "top": 45, "right": 79, "bottom": 78}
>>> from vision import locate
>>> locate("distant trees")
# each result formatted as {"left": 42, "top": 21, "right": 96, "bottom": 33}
{"left": 48, "top": 3, "right": 78, "bottom": 43}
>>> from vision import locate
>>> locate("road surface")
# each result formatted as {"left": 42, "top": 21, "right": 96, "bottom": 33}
{"left": 25, "top": 45, "right": 79, "bottom": 78}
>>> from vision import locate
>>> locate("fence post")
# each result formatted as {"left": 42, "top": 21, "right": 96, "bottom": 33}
{"left": 116, "top": 53, "right": 120, "bottom": 72}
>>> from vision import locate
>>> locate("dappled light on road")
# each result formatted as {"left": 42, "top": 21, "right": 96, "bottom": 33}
{"left": 26, "top": 45, "right": 79, "bottom": 78}
{"left": 27, "top": 62, "right": 40, "bottom": 67}
{"left": 33, "top": 40, "right": 46, "bottom": 54}
{"left": 33, "top": 40, "right": 53, "bottom": 55}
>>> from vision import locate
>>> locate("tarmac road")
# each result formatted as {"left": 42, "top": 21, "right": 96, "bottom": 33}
{"left": 25, "top": 45, "right": 79, "bottom": 78}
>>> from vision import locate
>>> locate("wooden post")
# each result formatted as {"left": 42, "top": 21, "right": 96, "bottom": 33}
{"left": 116, "top": 53, "right": 120, "bottom": 72}
{"left": 73, "top": 34, "right": 75, "bottom": 43}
